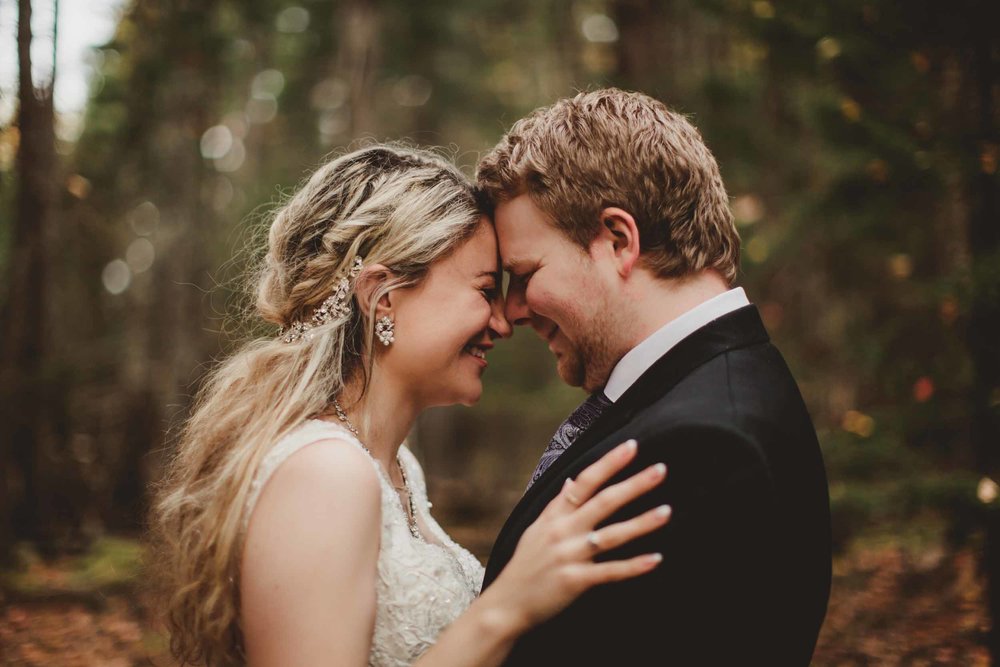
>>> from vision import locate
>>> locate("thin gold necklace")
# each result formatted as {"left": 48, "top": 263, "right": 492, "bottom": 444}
{"left": 333, "top": 399, "right": 422, "bottom": 540}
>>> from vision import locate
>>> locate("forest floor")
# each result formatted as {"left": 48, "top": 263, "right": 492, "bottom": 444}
{"left": 0, "top": 533, "right": 991, "bottom": 666}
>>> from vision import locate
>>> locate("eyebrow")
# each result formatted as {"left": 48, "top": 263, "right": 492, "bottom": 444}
{"left": 502, "top": 258, "right": 526, "bottom": 273}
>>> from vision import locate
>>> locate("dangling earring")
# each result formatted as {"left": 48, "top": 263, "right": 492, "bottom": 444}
{"left": 375, "top": 316, "right": 395, "bottom": 346}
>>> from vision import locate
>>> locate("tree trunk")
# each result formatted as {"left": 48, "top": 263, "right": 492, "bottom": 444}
{"left": 613, "top": 0, "right": 674, "bottom": 95}
{"left": 967, "top": 23, "right": 1000, "bottom": 662}
{"left": 0, "top": 0, "right": 58, "bottom": 559}
{"left": 337, "top": 0, "right": 380, "bottom": 137}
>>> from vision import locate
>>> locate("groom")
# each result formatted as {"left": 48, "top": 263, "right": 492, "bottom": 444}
{"left": 476, "top": 89, "right": 831, "bottom": 665}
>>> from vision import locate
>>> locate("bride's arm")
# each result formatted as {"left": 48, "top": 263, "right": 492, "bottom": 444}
{"left": 240, "top": 439, "right": 667, "bottom": 667}
{"left": 412, "top": 440, "right": 670, "bottom": 667}
{"left": 241, "top": 438, "right": 381, "bottom": 666}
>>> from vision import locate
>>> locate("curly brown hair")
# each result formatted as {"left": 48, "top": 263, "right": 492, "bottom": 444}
{"left": 476, "top": 88, "right": 740, "bottom": 283}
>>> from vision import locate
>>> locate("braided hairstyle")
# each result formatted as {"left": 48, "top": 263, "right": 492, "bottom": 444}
{"left": 150, "top": 145, "right": 482, "bottom": 666}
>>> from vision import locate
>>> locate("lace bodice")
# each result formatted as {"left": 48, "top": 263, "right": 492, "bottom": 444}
{"left": 245, "top": 419, "right": 484, "bottom": 667}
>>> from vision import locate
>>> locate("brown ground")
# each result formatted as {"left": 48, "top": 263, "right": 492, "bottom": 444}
{"left": 0, "top": 544, "right": 991, "bottom": 666}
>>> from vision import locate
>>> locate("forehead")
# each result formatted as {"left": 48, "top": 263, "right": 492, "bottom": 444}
{"left": 493, "top": 195, "right": 568, "bottom": 266}
{"left": 435, "top": 218, "right": 497, "bottom": 275}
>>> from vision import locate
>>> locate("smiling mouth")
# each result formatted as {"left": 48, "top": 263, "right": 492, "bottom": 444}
{"left": 463, "top": 344, "right": 490, "bottom": 364}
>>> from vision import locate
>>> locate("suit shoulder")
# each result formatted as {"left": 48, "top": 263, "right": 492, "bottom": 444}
{"left": 639, "top": 418, "right": 760, "bottom": 450}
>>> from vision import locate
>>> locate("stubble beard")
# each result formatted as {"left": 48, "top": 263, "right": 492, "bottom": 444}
{"left": 558, "top": 306, "right": 619, "bottom": 394}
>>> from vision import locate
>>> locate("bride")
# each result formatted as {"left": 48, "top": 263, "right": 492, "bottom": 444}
{"left": 151, "top": 145, "right": 671, "bottom": 666}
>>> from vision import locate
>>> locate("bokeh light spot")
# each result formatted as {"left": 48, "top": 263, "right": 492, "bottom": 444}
{"left": 981, "top": 143, "right": 998, "bottom": 175}
{"left": 978, "top": 477, "right": 999, "bottom": 504}
{"left": 276, "top": 6, "right": 310, "bottom": 33}
{"left": 581, "top": 14, "right": 619, "bottom": 43}
{"left": 752, "top": 1, "right": 775, "bottom": 19}
{"left": 252, "top": 69, "right": 285, "bottom": 99}
{"left": 887, "top": 253, "right": 913, "bottom": 280}
{"left": 247, "top": 95, "right": 278, "bottom": 124}
{"left": 840, "top": 98, "right": 862, "bottom": 122}
{"left": 102, "top": 259, "right": 132, "bottom": 295}
{"left": 913, "top": 377, "right": 934, "bottom": 403}
{"left": 311, "top": 78, "right": 349, "bottom": 110}
{"left": 128, "top": 201, "right": 159, "bottom": 236}
{"left": 939, "top": 296, "right": 959, "bottom": 325}
{"left": 200, "top": 125, "right": 233, "bottom": 160}
{"left": 816, "top": 37, "right": 841, "bottom": 61}
{"left": 841, "top": 410, "right": 875, "bottom": 438}
{"left": 66, "top": 174, "right": 92, "bottom": 199}
{"left": 214, "top": 138, "right": 246, "bottom": 172}
{"left": 318, "top": 109, "right": 350, "bottom": 140}
{"left": 910, "top": 51, "right": 931, "bottom": 74}
{"left": 733, "top": 194, "right": 764, "bottom": 226}
{"left": 393, "top": 75, "right": 432, "bottom": 107}
{"left": 126, "top": 238, "right": 155, "bottom": 274}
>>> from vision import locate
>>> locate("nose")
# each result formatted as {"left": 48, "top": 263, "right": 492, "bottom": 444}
{"left": 504, "top": 282, "right": 531, "bottom": 327}
{"left": 489, "top": 293, "right": 513, "bottom": 339}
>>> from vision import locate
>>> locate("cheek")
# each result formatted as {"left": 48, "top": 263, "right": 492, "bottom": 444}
{"left": 523, "top": 281, "right": 548, "bottom": 314}
{"left": 525, "top": 279, "right": 565, "bottom": 322}
{"left": 457, "top": 299, "right": 493, "bottom": 341}
{"left": 427, "top": 298, "right": 491, "bottom": 358}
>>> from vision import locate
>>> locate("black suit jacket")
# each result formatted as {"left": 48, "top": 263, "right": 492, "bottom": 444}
{"left": 482, "top": 305, "right": 831, "bottom": 666}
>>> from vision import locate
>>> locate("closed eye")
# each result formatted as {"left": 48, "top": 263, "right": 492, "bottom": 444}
{"left": 508, "top": 270, "right": 533, "bottom": 291}
{"left": 479, "top": 283, "right": 499, "bottom": 300}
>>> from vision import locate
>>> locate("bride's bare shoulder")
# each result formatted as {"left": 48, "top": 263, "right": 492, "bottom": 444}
{"left": 248, "top": 432, "right": 382, "bottom": 537}
{"left": 241, "top": 431, "right": 382, "bottom": 663}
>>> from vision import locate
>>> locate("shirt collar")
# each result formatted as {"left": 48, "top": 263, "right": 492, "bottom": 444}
{"left": 603, "top": 287, "right": 750, "bottom": 402}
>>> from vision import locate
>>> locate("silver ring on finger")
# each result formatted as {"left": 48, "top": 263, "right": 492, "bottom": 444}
{"left": 586, "top": 530, "right": 602, "bottom": 552}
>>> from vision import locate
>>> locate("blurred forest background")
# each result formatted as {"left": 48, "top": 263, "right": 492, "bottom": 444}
{"left": 1, "top": 0, "right": 999, "bottom": 664}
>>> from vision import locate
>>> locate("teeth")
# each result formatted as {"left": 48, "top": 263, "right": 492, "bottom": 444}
{"left": 467, "top": 347, "right": 486, "bottom": 359}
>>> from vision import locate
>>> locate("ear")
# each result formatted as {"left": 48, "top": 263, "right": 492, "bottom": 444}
{"left": 354, "top": 264, "right": 396, "bottom": 318}
{"left": 589, "top": 207, "right": 640, "bottom": 278}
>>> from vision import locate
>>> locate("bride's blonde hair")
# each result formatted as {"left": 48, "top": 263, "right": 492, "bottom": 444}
{"left": 150, "top": 145, "right": 483, "bottom": 666}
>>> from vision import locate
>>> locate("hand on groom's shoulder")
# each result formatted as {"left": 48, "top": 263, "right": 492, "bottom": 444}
{"left": 552, "top": 420, "right": 816, "bottom": 664}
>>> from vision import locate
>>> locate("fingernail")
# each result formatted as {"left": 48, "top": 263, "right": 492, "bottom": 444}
{"left": 646, "top": 553, "right": 663, "bottom": 566}
{"left": 651, "top": 463, "right": 667, "bottom": 477}
{"left": 563, "top": 477, "right": 573, "bottom": 488}
{"left": 620, "top": 439, "right": 637, "bottom": 455}
{"left": 656, "top": 504, "right": 672, "bottom": 520}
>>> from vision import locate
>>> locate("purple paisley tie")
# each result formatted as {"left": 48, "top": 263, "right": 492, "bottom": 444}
{"left": 526, "top": 391, "right": 613, "bottom": 491}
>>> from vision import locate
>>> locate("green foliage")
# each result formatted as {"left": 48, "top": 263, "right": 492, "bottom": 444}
{"left": 2, "top": 0, "right": 994, "bottom": 555}
{"left": 2, "top": 537, "right": 144, "bottom": 596}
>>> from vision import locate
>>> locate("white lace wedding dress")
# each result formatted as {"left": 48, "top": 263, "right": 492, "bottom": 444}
{"left": 245, "top": 419, "right": 485, "bottom": 667}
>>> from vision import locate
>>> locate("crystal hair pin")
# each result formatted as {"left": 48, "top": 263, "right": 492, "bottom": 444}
{"left": 279, "top": 256, "right": 364, "bottom": 343}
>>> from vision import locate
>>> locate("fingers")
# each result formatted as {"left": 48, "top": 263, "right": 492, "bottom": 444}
{"left": 575, "top": 461, "right": 667, "bottom": 528}
{"left": 561, "top": 506, "right": 670, "bottom": 595}
{"left": 560, "top": 478, "right": 584, "bottom": 508}
{"left": 585, "top": 504, "right": 672, "bottom": 555}
{"left": 561, "top": 439, "right": 639, "bottom": 509}
{"left": 584, "top": 553, "right": 664, "bottom": 585}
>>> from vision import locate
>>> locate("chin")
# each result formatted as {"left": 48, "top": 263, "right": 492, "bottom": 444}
{"left": 463, "top": 381, "right": 485, "bottom": 405}
{"left": 456, "top": 393, "right": 483, "bottom": 407}
{"left": 556, "top": 355, "right": 586, "bottom": 389}
{"left": 446, "top": 379, "right": 484, "bottom": 407}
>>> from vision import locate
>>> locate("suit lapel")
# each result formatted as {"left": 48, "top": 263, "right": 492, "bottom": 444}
{"left": 484, "top": 305, "right": 770, "bottom": 584}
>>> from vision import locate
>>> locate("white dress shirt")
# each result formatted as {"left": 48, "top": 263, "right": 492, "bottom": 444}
{"left": 603, "top": 287, "right": 751, "bottom": 402}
